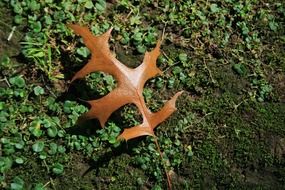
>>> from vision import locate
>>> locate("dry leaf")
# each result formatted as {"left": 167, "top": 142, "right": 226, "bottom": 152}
{"left": 69, "top": 24, "right": 183, "bottom": 141}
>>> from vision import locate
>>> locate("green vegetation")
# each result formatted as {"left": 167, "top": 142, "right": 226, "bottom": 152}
{"left": 0, "top": 0, "right": 285, "bottom": 189}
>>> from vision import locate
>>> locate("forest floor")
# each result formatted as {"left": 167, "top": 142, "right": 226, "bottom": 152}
{"left": 0, "top": 1, "right": 285, "bottom": 189}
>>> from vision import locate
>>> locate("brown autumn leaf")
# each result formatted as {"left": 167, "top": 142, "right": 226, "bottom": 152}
{"left": 68, "top": 24, "right": 183, "bottom": 141}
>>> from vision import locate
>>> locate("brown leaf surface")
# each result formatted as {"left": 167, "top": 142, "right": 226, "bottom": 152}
{"left": 69, "top": 24, "right": 183, "bottom": 141}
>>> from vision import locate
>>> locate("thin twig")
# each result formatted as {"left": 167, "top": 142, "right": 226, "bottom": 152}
{"left": 184, "top": 112, "right": 213, "bottom": 130}
{"left": 0, "top": 20, "right": 22, "bottom": 36}
{"left": 7, "top": 26, "right": 16, "bottom": 41}
{"left": 161, "top": 50, "right": 179, "bottom": 73}
{"left": 126, "top": 10, "right": 133, "bottom": 20}
{"left": 40, "top": 75, "right": 57, "bottom": 98}
{"left": 50, "top": 177, "right": 56, "bottom": 190}
{"left": 203, "top": 58, "right": 216, "bottom": 84}
{"left": 43, "top": 160, "right": 50, "bottom": 173}
{"left": 161, "top": 22, "right": 167, "bottom": 42}
{"left": 0, "top": 77, "right": 11, "bottom": 87}
{"left": 162, "top": 61, "right": 180, "bottom": 73}
{"left": 43, "top": 181, "right": 51, "bottom": 188}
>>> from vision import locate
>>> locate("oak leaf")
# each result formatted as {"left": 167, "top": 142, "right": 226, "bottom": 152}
{"left": 69, "top": 24, "right": 183, "bottom": 141}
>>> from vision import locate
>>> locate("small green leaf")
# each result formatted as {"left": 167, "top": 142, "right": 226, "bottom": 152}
{"left": 172, "top": 66, "right": 183, "bottom": 75}
{"left": 29, "top": 120, "right": 42, "bottom": 137}
{"left": 10, "top": 176, "right": 24, "bottom": 190}
{"left": 95, "top": 0, "right": 106, "bottom": 12}
{"left": 19, "top": 105, "right": 34, "bottom": 113}
{"left": 57, "top": 130, "right": 65, "bottom": 137}
{"left": 9, "top": 76, "right": 26, "bottom": 88}
{"left": 44, "top": 15, "right": 52, "bottom": 25}
{"left": 0, "top": 157, "right": 13, "bottom": 173}
{"left": 15, "top": 141, "right": 24, "bottom": 149}
{"left": 187, "top": 145, "right": 194, "bottom": 158}
{"left": 33, "top": 86, "right": 45, "bottom": 96}
{"left": 132, "top": 32, "right": 143, "bottom": 42}
{"left": 76, "top": 47, "right": 90, "bottom": 58}
{"left": 0, "top": 111, "right": 9, "bottom": 122}
{"left": 210, "top": 4, "right": 220, "bottom": 13}
{"left": 4, "top": 146, "right": 13, "bottom": 156}
{"left": 45, "top": 0, "right": 53, "bottom": 3}
{"left": 39, "top": 152, "right": 47, "bottom": 160}
{"left": 32, "top": 21, "right": 42, "bottom": 33}
{"left": 32, "top": 141, "right": 45, "bottom": 152}
{"left": 33, "top": 51, "right": 45, "bottom": 57}
{"left": 178, "top": 53, "right": 188, "bottom": 63}
{"left": 42, "top": 118, "right": 52, "bottom": 128}
{"left": 130, "top": 15, "right": 142, "bottom": 25}
{"left": 14, "top": 89, "right": 26, "bottom": 98}
{"left": 232, "top": 64, "right": 247, "bottom": 76}
{"left": 120, "top": 32, "right": 130, "bottom": 44}
{"left": 57, "top": 145, "right": 66, "bottom": 154}
{"left": 34, "top": 183, "right": 45, "bottom": 190}
{"left": 48, "top": 143, "right": 58, "bottom": 155}
{"left": 15, "top": 157, "right": 24, "bottom": 164}
{"left": 14, "top": 15, "right": 23, "bottom": 24}
{"left": 269, "top": 21, "right": 278, "bottom": 32}
{"left": 0, "top": 55, "right": 11, "bottom": 68}
{"left": 29, "top": 0, "right": 41, "bottom": 11}
{"left": 144, "top": 33, "right": 156, "bottom": 45}
{"left": 52, "top": 163, "right": 64, "bottom": 175}
{"left": 108, "top": 136, "right": 117, "bottom": 144}
{"left": 0, "top": 175, "right": 4, "bottom": 182}
{"left": 85, "top": 1, "right": 94, "bottom": 9}
{"left": 137, "top": 45, "right": 146, "bottom": 54}
{"left": 47, "top": 125, "right": 58, "bottom": 137}
{"left": 13, "top": 4, "right": 23, "bottom": 14}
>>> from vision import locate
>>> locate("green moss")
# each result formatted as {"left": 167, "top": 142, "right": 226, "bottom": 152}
{"left": 4, "top": 155, "right": 50, "bottom": 189}
{"left": 173, "top": 65, "right": 285, "bottom": 188}
{"left": 94, "top": 154, "right": 148, "bottom": 189}
{"left": 255, "top": 103, "right": 285, "bottom": 135}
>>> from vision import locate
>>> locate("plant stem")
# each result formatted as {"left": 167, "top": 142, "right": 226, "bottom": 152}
{"left": 154, "top": 137, "right": 172, "bottom": 190}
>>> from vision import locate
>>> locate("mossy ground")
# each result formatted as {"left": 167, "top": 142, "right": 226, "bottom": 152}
{"left": 1, "top": 1, "right": 285, "bottom": 189}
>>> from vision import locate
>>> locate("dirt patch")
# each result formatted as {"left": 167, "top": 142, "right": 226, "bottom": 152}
{"left": 269, "top": 72, "right": 285, "bottom": 102}
{"left": 268, "top": 136, "right": 285, "bottom": 161}
{"left": 53, "top": 153, "right": 94, "bottom": 190}
{"left": 244, "top": 167, "right": 284, "bottom": 189}
{"left": 0, "top": 9, "right": 22, "bottom": 57}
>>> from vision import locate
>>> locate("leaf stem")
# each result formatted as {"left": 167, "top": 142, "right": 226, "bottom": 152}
{"left": 154, "top": 137, "right": 172, "bottom": 190}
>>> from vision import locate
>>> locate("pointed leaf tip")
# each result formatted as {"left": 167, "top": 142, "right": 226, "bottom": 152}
{"left": 101, "top": 27, "right": 113, "bottom": 39}
{"left": 170, "top": 90, "right": 184, "bottom": 108}
{"left": 107, "top": 27, "right": 113, "bottom": 34}
{"left": 117, "top": 124, "right": 155, "bottom": 141}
